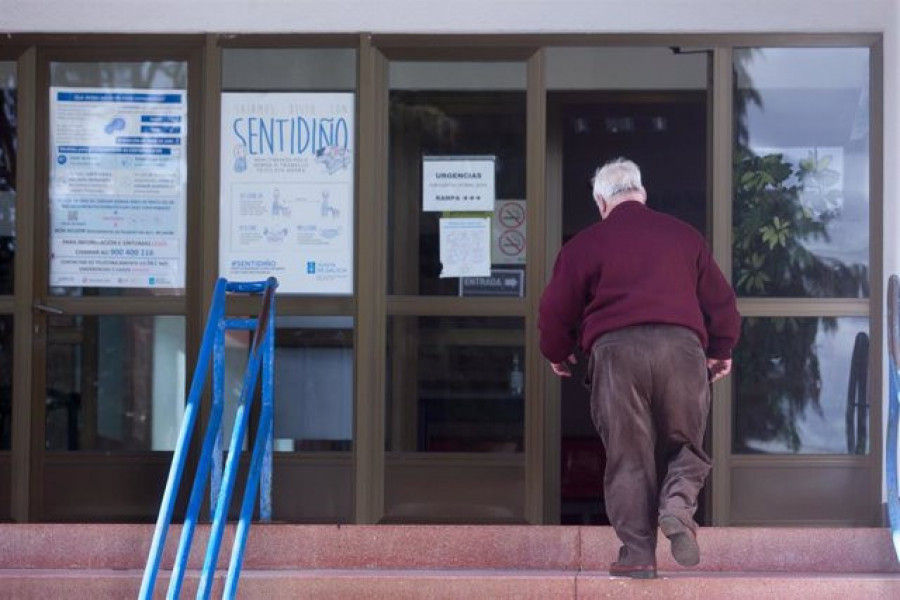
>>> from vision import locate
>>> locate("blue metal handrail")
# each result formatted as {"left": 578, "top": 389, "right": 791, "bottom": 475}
{"left": 887, "top": 274, "right": 900, "bottom": 561}
{"left": 140, "top": 277, "right": 278, "bottom": 599}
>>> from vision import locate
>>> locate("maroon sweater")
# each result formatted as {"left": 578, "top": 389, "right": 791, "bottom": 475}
{"left": 539, "top": 201, "right": 740, "bottom": 363}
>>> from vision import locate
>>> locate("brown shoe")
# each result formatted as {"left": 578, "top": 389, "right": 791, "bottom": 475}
{"left": 609, "top": 561, "right": 657, "bottom": 579}
{"left": 659, "top": 516, "right": 700, "bottom": 567}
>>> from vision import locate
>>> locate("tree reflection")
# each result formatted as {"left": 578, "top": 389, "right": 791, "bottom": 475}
{"left": 731, "top": 53, "right": 868, "bottom": 453}
{"left": 0, "top": 74, "right": 16, "bottom": 295}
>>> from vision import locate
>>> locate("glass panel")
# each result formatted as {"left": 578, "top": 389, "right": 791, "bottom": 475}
{"left": 222, "top": 48, "right": 356, "bottom": 91}
{"left": 386, "top": 316, "right": 525, "bottom": 452}
{"left": 0, "top": 316, "right": 11, "bottom": 450}
{"left": 220, "top": 49, "right": 357, "bottom": 296}
{"left": 0, "top": 62, "right": 15, "bottom": 295}
{"left": 385, "top": 316, "right": 525, "bottom": 522}
{"left": 223, "top": 316, "right": 354, "bottom": 452}
{"left": 733, "top": 316, "right": 869, "bottom": 454}
{"left": 45, "top": 315, "right": 185, "bottom": 451}
{"left": 49, "top": 61, "right": 188, "bottom": 297}
{"left": 388, "top": 62, "right": 526, "bottom": 296}
{"left": 733, "top": 48, "right": 869, "bottom": 298}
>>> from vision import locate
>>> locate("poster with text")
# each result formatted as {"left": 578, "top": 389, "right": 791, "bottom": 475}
{"left": 220, "top": 92, "right": 355, "bottom": 294}
{"left": 49, "top": 88, "right": 187, "bottom": 288}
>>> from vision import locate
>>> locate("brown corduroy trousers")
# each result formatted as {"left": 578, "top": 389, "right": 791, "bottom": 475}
{"left": 587, "top": 325, "right": 711, "bottom": 565}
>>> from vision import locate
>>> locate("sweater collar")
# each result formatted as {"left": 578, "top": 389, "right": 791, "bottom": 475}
{"left": 605, "top": 199, "right": 647, "bottom": 220}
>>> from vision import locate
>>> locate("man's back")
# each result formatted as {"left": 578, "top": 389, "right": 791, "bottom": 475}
{"left": 538, "top": 200, "right": 739, "bottom": 363}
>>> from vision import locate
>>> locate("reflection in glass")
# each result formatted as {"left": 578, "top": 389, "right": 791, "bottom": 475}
{"left": 0, "top": 317, "right": 11, "bottom": 450}
{"left": 733, "top": 316, "right": 869, "bottom": 454}
{"left": 0, "top": 62, "right": 16, "bottom": 295}
{"left": 223, "top": 316, "right": 354, "bottom": 453}
{"left": 386, "top": 316, "right": 525, "bottom": 453}
{"left": 560, "top": 98, "right": 708, "bottom": 242}
{"left": 44, "top": 315, "right": 185, "bottom": 451}
{"left": 388, "top": 62, "right": 526, "bottom": 296}
{"left": 49, "top": 62, "right": 188, "bottom": 298}
{"left": 733, "top": 48, "right": 869, "bottom": 298}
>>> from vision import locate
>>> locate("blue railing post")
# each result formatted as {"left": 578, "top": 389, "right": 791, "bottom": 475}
{"left": 261, "top": 277, "right": 276, "bottom": 522}
{"left": 223, "top": 277, "right": 278, "bottom": 599}
{"left": 166, "top": 317, "right": 228, "bottom": 599}
{"left": 887, "top": 275, "right": 900, "bottom": 561}
{"left": 211, "top": 314, "right": 225, "bottom": 515}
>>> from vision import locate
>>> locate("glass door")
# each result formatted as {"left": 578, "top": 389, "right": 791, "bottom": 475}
{"left": 0, "top": 57, "right": 18, "bottom": 521}
{"left": 382, "top": 57, "right": 530, "bottom": 522}
{"left": 33, "top": 50, "right": 199, "bottom": 520}
{"left": 544, "top": 46, "right": 711, "bottom": 524}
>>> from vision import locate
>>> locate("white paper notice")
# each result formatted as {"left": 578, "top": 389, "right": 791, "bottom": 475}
{"left": 439, "top": 217, "right": 491, "bottom": 278}
{"left": 423, "top": 156, "right": 495, "bottom": 212}
{"left": 220, "top": 92, "right": 354, "bottom": 294}
{"left": 49, "top": 88, "right": 187, "bottom": 288}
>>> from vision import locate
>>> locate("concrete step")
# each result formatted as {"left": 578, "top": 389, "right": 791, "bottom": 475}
{"left": 2, "top": 568, "right": 900, "bottom": 599}
{"left": 0, "top": 524, "right": 898, "bottom": 574}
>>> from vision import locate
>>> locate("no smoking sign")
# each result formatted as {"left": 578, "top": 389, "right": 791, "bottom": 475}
{"left": 492, "top": 200, "right": 526, "bottom": 265}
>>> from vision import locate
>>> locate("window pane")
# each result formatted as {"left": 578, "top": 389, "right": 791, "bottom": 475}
{"left": 388, "top": 62, "right": 527, "bottom": 296}
{"left": 0, "top": 316, "right": 11, "bottom": 450}
{"left": 385, "top": 315, "right": 525, "bottom": 521}
{"left": 0, "top": 61, "right": 16, "bottom": 295}
{"left": 733, "top": 48, "right": 869, "bottom": 298}
{"left": 387, "top": 316, "right": 525, "bottom": 453}
{"left": 221, "top": 315, "right": 354, "bottom": 522}
{"left": 222, "top": 48, "right": 356, "bottom": 91}
{"left": 49, "top": 62, "right": 188, "bottom": 297}
{"left": 45, "top": 315, "right": 185, "bottom": 451}
{"left": 733, "top": 316, "right": 869, "bottom": 454}
{"left": 222, "top": 316, "right": 354, "bottom": 453}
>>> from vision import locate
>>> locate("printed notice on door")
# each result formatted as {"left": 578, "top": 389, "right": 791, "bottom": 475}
{"left": 423, "top": 156, "right": 495, "bottom": 212}
{"left": 49, "top": 88, "right": 187, "bottom": 288}
{"left": 439, "top": 217, "right": 491, "bottom": 278}
{"left": 220, "top": 92, "right": 355, "bottom": 294}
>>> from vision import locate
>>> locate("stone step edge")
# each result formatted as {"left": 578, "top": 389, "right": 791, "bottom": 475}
{"left": 3, "top": 568, "right": 900, "bottom": 579}
{"left": 6, "top": 569, "right": 900, "bottom": 600}
{"left": 2, "top": 524, "right": 898, "bottom": 574}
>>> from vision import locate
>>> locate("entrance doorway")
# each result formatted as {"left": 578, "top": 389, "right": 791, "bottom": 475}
{"left": 549, "top": 91, "right": 709, "bottom": 525}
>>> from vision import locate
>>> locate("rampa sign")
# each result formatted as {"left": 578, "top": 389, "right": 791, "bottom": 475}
{"left": 422, "top": 155, "right": 495, "bottom": 212}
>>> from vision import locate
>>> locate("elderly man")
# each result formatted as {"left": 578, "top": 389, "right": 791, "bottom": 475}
{"left": 539, "top": 158, "right": 740, "bottom": 579}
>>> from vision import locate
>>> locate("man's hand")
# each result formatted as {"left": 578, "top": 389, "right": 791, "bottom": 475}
{"left": 550, "top": 354, "right": 578, "bottom": 377}
{"left": 707, "top": 358, "right": 732, "bottom": 383}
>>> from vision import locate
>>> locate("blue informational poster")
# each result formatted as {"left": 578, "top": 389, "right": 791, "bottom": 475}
{"left": 219, "top": 92, "right": 355, "bottom": 295}
{"left": 49, "top": 88, "right": 187, "bottom": 288}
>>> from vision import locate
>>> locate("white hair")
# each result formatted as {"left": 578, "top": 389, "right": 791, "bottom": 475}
{"left": 591, "top": 158, "right": 645, "bottom": 201}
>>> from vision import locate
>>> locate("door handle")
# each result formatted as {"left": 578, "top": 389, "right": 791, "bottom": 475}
{"left": 33, "top": 303, "right": 65, "bottom": 315}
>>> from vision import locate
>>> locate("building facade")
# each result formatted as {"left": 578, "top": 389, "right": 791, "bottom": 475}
{"left": 0, "top": 0, "right": 897, "bottom": 527}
